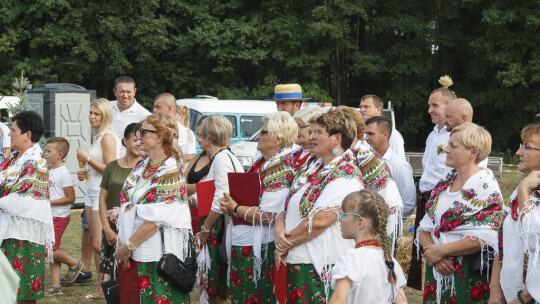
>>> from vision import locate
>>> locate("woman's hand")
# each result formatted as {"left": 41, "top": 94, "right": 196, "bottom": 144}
{"left": 197, "top": 230, "right": 210, "bottom": 245}
{"left": 76, "top": 148, "right": 89, "bottom": 162}
{"left": 76, "top": 170, "right": 87, "bottom": 181}
{"left": 423, "top": 244, "right": 446, "bottom": 266}
{"left": 274, "top": 227, "right": 293, "bottom": 251}
{"left": 520, "top": 171, "right": 540, "bottom": 194}
{"left": 107, "top": 207, "right": 120, "bottom": 224}
{"left": 487, "top": 282, "right": 506, "bottom": 304}
{"left": 274, "top": 247, "right": 289, "bottom": 271}
{"left": 113, "top": 241, "right": 132, "bottom": 269}
{"left": 219, "top": 192, "right": 236, "bottom": 215}
{"left": 433, "top": 257, "right": 455, "bottom": 275}
{"left": 103, "top": 226, "right": 117, "bottom": 246}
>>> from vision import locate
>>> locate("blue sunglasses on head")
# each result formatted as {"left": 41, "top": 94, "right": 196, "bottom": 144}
{"left": 337, "top": 212, "right": 363, "bottom": 222}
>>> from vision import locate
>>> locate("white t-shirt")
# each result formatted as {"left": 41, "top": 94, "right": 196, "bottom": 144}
{"left": 111, "top": 99, "right": 150, "bottom": 156}
{"left": 331, "top": 247, "right": 407, "bottom": 304}
{"left": 0, "top": 122, "right": 10, "bottom": 151}
{"left": 48, "top": 166, "right": 74, "bottom": 218}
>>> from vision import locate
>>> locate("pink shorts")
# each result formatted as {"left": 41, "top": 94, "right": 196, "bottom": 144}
{"left": 53, "top": 216, "right": 71, "bottom": 250}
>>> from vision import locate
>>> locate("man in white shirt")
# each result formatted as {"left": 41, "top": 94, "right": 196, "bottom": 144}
{"left": 359, "top": 94, "right": 406, "bottom": 160}
{"left": 111, "top": 76, "right": 150, "bottom": 156}
{"left": 365, "top": 116, "right": 416, "bottom": 220}
{"left": 408, "top": 86, "right": 456, "bottom": 290}
{"left": 0, "top": 121, "right": 11, "bottom": 156}
{"left": 153, "top": 93, "right": 195, "bottom": 163}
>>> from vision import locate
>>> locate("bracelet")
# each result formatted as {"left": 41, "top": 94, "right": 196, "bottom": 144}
{"left": 200, "top": 226, "right": 211, "bottom": 233}
{"left": 517, "top": 290, "right": 532, "bottom": 304}
{"left": 233, "top": 205, "right": 240, "bottom": 217}
{"left": 86, "top": 155, "right": 91, "bottom": 162}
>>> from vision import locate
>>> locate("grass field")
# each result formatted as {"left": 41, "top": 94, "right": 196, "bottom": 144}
{"left": 38, "top": 167, "right": 523, "bottom": 304}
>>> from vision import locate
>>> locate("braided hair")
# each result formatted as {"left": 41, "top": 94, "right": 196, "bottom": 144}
{"left": 342, "top": 190, "right": 397, "bottom": 283}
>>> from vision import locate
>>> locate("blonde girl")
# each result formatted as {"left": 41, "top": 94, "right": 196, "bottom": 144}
{"left": 330, "top": 190, "right": 407, "bottom": 304}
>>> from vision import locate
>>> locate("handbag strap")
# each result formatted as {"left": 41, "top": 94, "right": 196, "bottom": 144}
{"left": 226, "top": 152, "right": 238, "bottom": 173}
{"left": 159, "top": 227, "right": 196, "bottom": 260}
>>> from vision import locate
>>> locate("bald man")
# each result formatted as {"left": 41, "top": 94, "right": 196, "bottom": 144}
{"left": 153, "top": 93, "right": 195, "bottom": 162}
{"left": 444, "top": 98, "right": 488, "bottom": 168}
{"left": 444, "top": 98, "right": 473, "bottom": 131}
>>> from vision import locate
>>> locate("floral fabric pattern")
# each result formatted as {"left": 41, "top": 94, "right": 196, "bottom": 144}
{"left": 423, "top": 255, "right": 489, "bottom": 304}
{"left": 230, "top": 242, "right": 275, "bottom": 304}
{"left": 424, "top": 169, "right": 503, "bottom": 239}
{"left": 284, "top": 151, "right": 361, "bottom": 219}
{"left": 136, "top": 260, "right": 190, "bottom": 304}
{"left": 1, "top": 238, "right": 44, "bottom": 301}
{"left": 199, "top": 216, "right": 228, "bottom": 298}
{"left": 287, "top": 264, "right": 330, "bottom": 304}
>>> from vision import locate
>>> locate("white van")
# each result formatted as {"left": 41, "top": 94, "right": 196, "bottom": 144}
{"left": 176, "top": 96, "right": 277, "bottom": 158}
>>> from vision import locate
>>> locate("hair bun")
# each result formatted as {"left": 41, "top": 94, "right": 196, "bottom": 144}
{"left": 385, "top": 260, "right": 394, "bottom": 270}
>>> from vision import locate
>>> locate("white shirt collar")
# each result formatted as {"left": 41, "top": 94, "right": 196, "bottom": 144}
{"left": 113, "top": 99, "right": 140, "bottom": 113}
{"left": 381, "top": 146, "right": 393, "bottom": 161}
{"left": 433, "top": 124, "right": 447, "bottom": 134}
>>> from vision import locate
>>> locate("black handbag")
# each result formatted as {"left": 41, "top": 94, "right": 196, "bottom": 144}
{"left": 156, "top": 229, "right": 197, "bottom": 293}
{"left": 101, "top": 277, "right": 120, "bottom": 304}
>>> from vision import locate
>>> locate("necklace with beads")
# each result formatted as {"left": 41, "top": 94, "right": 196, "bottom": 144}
{"left": 292, "top": 150, "right": 310, "bottom": 170}
{"left": 355, "top": 239, "right": 381, "bottom": 248}
{"left": 142, "top": 155, "right": 168, "bottom": 179}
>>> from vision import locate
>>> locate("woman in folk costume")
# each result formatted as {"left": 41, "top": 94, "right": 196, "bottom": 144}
{"left": 114, "top": 113, "right": 192, "bottom": 304}
{"left": 489, "top": 123, "right": 540, "bottom": 304}
{"left": 417, "top": 123, "right": 503, "bottom": 304}
{"left": 196, "top": 114, "right": 243, "bottom": 304}
{"left": 290, "top": 105, "right": 327, "bottom": 172}
{"left": 514, "top": 171, "right": 540, "bottom": 303}
{"left": 219, "top": 111, "right": 298, "bottom": 303}
{"left": 274, "top": 109, "right": 363, "bottom": 303}
{"left": 0, "top": 111, "right": 52, "bottom": 303}
{"left": 337, "top": 106, "right": 403, "bottom": 251}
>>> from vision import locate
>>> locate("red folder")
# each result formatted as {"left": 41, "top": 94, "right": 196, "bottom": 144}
{"left": 227, "top": 172, "right": 260, "bottom": 226}
{"left": 196, "top": 180, "right": 215, "bottom": 218}
{"left": 273, "top": 261, "right": 287, "bottom": 303}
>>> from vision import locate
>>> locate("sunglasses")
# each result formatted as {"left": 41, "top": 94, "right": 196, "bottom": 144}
{"left": 337, "top": 212, "right": 363, "bottom": 222}
{"left": 139, "top": 128, "right": 158, "bottom": 135}
{"left": 260, "top": 130, "right": 269, "bottom": 135}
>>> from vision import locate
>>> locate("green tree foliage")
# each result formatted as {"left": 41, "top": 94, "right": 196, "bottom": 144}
{"left": 1, "top": 0, "right": 539, "bottom": 152}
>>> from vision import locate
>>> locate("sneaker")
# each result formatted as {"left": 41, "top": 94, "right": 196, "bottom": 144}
{"left": 61, "top": 271, "right": 93, "bottom": 286}
{"left": 44, "top": 286, "right": 62, "bottom": 295}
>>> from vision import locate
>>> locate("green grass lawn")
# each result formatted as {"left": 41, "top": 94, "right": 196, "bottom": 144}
{"left": 39, "top": 167, "right": 523, "bottom": 304}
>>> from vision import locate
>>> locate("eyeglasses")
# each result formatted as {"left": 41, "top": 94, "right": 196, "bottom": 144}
{"left": 298, "top": 124, "right": 310, "bottom": 129}
{"left": 139, "top": 128, "right": 158, "bottom": 136}
{"left": 520, "top": 143, "right": 540, "bottom": 152}
{"left": 337, "top": 212, "right": 363, "bottom": 222}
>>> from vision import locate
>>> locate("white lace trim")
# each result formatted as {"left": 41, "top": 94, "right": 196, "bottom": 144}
{"left": 1, "top": 213, "right": 55, "bottom": 262}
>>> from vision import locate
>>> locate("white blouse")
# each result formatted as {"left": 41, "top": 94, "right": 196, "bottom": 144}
{"left": 87, "top": 130, "right": 120, "bottom": 190}
{"left": 331, "top": 247, "right": 406, "bottom": 304}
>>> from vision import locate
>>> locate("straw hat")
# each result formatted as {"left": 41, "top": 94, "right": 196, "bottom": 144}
{"left": 269, "top": 84, "right": 311, "bottom": 101}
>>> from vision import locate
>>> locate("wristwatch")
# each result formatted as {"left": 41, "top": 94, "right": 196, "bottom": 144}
{"left": 126, "top": 240, "right": 137, "bottom": 251}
